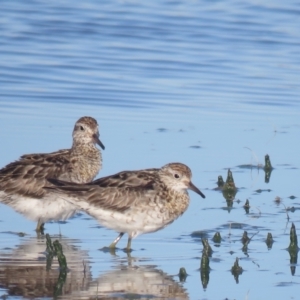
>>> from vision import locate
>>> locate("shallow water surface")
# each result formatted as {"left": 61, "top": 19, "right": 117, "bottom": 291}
{"left": 0, "top": 1, "right": 300, "bottom": 299}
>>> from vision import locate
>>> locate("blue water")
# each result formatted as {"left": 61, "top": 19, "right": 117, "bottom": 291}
{"left": 0, "top": 1, "right": 300, "bottom": 299}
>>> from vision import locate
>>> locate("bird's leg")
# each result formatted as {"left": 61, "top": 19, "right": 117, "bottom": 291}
{"left": 36, "top": 219, "right": 45, "bottom": 234}
{"left": 126, "top": 235, "right": 133, "bottom": 252}
{"left": 109, "top": 232, "right": 124, "bottom": 248}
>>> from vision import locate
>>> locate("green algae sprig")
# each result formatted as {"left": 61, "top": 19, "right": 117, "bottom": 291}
{"left": 223, "top": 169, "right": 236, "bottom": 191}
{"left": 243, "top": 199, "right": 250, "bottom": 214}
{"left": 212, "top": 232, "right": 222, "bottom": 244}
{"left": 287, "top": 223, "right": 299, "bottom": 253}
{"left": 264, "top": 154, "right": 273, "bottom": 183}
{"left": 264, "top": 154, "right": 273, "bottom": 171}
{"left": 241, "top": 231, "right": 250, "bottom": 245}
{"left": 231, "top": 257, "right": 243, "bottom": 284}
{"left": 241, "top": 231, "right": 250, "bottom": 253}
{"left": 217, "top": 175, "right": 224, "bottom": 188}
{"left": 222, "top": 169, "right": 237, "bottom": 201}
{"left": 45, "top": 234, "right": 56, "bottom": 271}
{"left": 46, "top": 233, "right": 55, "bottom": 254}
{"left": 53, "top": 240, "right": 68, "bottom": 270}
{"left": 200, "top": 252, "right": 210, "bottom": 289}
{"left": 287, "top": 223, "right": 299, "bottom": 276}
{"left": 45, "top": 236, "right": 68, "bottom": 298}
{"left": 53, "top": 240, "right": 68, "bottom": 298}
{"left": 202, "top": 238, "right": 213, "bottom": 257}
{"left": 178, "top": 267, "right": 188, "bottom": 282}
{"left": 213, "top": 175, "right": 224, "bottom": 191}
{"left": 265, "top": 232, "right": 274, "bottom": 250}
{"left": 241, "top": 231, "right": 259, "bottom": 253}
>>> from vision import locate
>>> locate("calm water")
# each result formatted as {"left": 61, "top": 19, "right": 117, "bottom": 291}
{"left": 1, "top": 1, "right": 300, "bottom": 299}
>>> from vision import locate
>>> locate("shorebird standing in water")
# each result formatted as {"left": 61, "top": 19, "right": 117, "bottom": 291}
{"left": 0, "top": 116, "right": 105, "bottom": 233}
{"left": 46, "top": 162, "right": 205, "bottom": 251}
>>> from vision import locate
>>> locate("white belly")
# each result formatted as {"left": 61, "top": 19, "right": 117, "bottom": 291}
{"left": 0, "top": 192, "right": 77, "bottom": 224}
{"left": 72, "top": 198, "right": 179, "bottom": 239}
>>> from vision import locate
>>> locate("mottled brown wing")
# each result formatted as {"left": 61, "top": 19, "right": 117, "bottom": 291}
{"left": 19, "top": 149, "right": 69, "bottom": 161}
{"left": 90, "top": 168, "right": 159, "bottom": 188}
{"left": 46, "top": 168, "right": 161, "bottom": 211}
{"left": 87, "top": 184, "right": 158, "bottom": 212}
{"left": 0, "top": 149, "right": 72, "bottom": 197}
{"left": 47, "top": 168, "right": 159, "bottom": 189}
{"left": 47, "top": 183, "right": 158, "bottom": 212}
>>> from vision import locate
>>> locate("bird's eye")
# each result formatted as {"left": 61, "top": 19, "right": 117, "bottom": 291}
{"left": 80, "top": 126, "right": 84, "bottom": 130}
{"left": 174, "top": 173, "right": 180, "bottom": 179}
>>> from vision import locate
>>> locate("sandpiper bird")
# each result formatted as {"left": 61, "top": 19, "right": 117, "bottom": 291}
{"left": 0, "top": 116, "right": 105, "bottom": 232}
{"left": 46, "top": 162, "right": 205, "bottom": 251}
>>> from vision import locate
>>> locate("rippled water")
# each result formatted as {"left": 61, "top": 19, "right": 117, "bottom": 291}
{"left": 1, "top": 1, "right": 300, "bottom": 299}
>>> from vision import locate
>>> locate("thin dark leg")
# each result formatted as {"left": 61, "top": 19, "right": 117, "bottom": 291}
{"left": 36, "top": 219, "right": 45, "bottom": 234}
{"left": 126, "top": 236, "right": 132, "bottom": 252}
{"left": 109, "top": 232, "right": 124, "bottom": 248}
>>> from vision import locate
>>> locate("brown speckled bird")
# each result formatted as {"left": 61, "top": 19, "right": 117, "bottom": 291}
{"left": 46, "top": 162, "right": 205, "bottom": 251}
{"left": 0, "top": 116, "right": 105, "bottom": 232}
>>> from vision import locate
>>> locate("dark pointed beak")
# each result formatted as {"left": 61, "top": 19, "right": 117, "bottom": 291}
{"left": 93, "top": 133, "right": 105, "bottom": 150}
{"left": 188, "top": 181, "right": 205, "bottom": 198}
